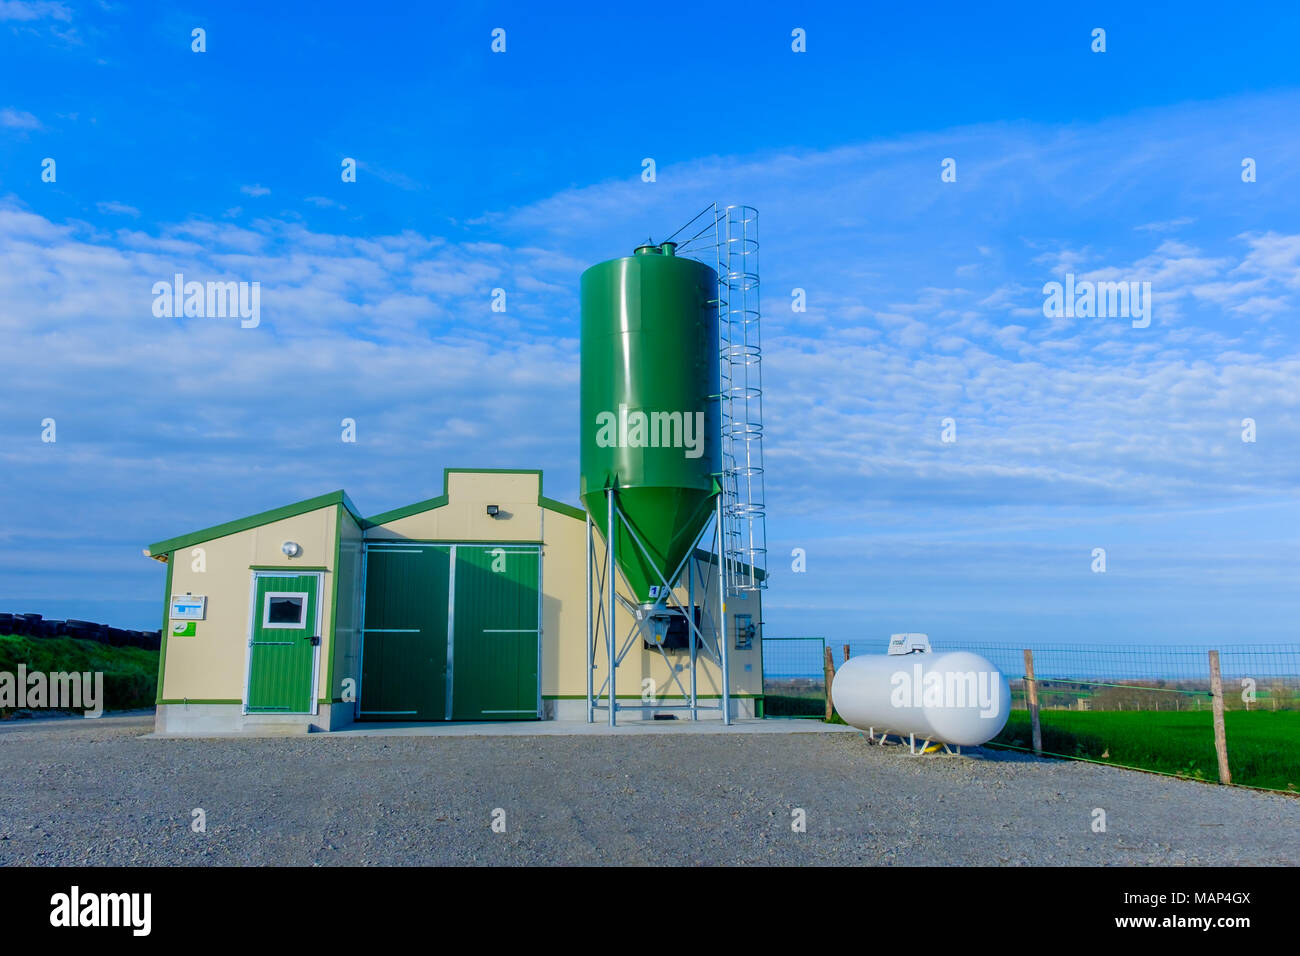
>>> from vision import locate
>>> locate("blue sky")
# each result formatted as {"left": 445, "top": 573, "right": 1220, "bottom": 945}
{"left": 1, "top": 1, "right": 1298, "bottom": 647}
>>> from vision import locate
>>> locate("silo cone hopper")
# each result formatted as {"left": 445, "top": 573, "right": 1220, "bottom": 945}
{"left": 580, "top": 240, "right": 723, "bottom": 716}
{"left": 585, "top": 481, "right": 718, "bottom": 641}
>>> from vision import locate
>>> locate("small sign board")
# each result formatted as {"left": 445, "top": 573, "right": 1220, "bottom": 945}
{"left": 170, "top": 594, "right": 207, "bottom": 621}
{"left": 171, "top": 621, "right": 197, "bottom": 637}
{"left": 888, "top": 633, "right": 931, "bottom": 655}
{"left": 734, "top": 613, "right": 754, "bottom": 650}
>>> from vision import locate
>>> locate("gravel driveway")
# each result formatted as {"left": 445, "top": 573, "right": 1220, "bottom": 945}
{"left": 1, "top": 715, "right": 1296, "bottom": 866}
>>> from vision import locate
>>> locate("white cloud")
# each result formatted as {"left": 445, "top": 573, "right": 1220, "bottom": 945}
{"left": 0, "top": 107, "right": 41, "bottom": 129}
{"left": 95, "top": 200, "right": 139, "bottom": 217}
{"left": 1136, "top": 217, "right": 1195, "bottom": 232}
{"left": 355, "top": 161, "right": 423, "bottom": 191}
{"left": 1235, "top": 231, "right": 1300, "bottom": 289}
{"left": 240, "top": 184, "right": 271, "bottom": 197}
{"left": 0, "top": 1, "right": 70, "bottom": 21}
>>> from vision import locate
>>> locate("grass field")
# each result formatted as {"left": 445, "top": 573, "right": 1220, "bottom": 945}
{"left": 764, "top": 681, "right": 1298, "bottom": 791}
{"left": 992, "top": 709, "right": 1299, "bottom": 792}
{"left": 0, "top": 634, "right": 158, "bottom": 715}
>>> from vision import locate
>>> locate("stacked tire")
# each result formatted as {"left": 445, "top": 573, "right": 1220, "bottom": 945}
{"left": 2, "top": 613, "right": 160, "bottom": 650}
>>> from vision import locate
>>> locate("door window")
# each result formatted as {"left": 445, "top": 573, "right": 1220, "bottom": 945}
{"left": 263, "top": 592, "right": 309, "bottom": 628}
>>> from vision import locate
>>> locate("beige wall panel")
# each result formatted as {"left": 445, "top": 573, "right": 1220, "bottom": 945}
{"left": 162, "top": 507, "right": 336, "bottom": 703}
{"left": 368, "top": 472, "right": 544, "bottom": 542}
{"left": 541, "top": 510, "right": 763, "bottom": 702}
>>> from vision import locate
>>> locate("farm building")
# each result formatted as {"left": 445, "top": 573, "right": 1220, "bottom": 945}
{"left": 144, "top": 468, "right": 764, "bottom": 734}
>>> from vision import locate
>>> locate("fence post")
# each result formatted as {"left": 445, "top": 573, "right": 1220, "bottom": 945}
{"left": 842, "top": 643, "right": 850, "bottom": 664}
{"left": 1208, "top": 650, "right": 1231, "bottom": 785}
{"left": 1023, "top": 649, "right": 1042, "bottom": 756}
{"left": 823, "top": 646, "right": 836, "bottom": 721}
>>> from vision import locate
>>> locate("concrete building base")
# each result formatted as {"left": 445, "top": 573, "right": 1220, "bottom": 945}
{"left": 153, "top": 699, "right": 760, "bottom": 735}
{"left": 154, "top": 702, "right": 355, "bottom": 736}
{"left": 544, "top": 697, "right": 757, "bottom": 721}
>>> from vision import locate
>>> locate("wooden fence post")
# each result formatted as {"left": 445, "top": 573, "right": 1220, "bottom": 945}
{"left": 842, "top": 643, "right": 850, "bottom": 664}
{"left": 823, "top": 646, "right": 836, "bottom": 721}
{"left": 1023, "top": 649, "right": 1042, "bottom": 756}
{"left": 1209, "top": 650, "right": 1231, "bottom": 785}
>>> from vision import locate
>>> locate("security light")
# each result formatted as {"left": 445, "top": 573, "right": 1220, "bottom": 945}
{"left": 486, "top": 505, "right": 500, "bottom": 517}
{"left": 281, "top": 541, "right": 302, "bottom": 558}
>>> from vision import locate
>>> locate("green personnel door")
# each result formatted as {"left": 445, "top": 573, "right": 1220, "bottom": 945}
{"left": 452, "top": 545, "right": 540, "bottom": 720}
{"left": 246, "top": 573, "right": 321, "bottom": 713}
{"left": 359, "top": 543, "right": 539, "bottom": 721}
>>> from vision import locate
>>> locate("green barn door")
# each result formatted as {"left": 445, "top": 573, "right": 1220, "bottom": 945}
{"left": 452, "top": 546, "right": 540, "bottom": 720}
{"left": 246, "top": 574, "right": 320, "bottom": 713}
{"left": 360, "top": 545, "right": 450, "bottom": 720}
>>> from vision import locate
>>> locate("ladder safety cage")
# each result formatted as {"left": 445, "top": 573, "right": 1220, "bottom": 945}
{"left": 668, "top": 203, "right": 769, "bottom": 596}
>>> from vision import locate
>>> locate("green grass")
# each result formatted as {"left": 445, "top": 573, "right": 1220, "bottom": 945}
{"left": 763, "top": 693, "right": 827, "bottom": 718}
{"left": 759, "top": 690, "right": 849, "bottom": 723}
{"left": 0, "top": 634, "right": 158, "bottom": 715}
{"left": 993, "top": 709, "right": 1300, "bottom": 792}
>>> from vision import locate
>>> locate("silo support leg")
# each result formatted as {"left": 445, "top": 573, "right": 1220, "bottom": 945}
{"left": 607, "top": 489, "right": 617, "bottom": 727}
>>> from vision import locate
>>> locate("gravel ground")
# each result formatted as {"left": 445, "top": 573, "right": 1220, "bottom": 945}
{"left": 1, "top": 715, "right": 1296, "bottom": 866}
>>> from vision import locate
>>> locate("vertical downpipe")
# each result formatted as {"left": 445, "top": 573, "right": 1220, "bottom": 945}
{"left": 586, "top": 514, "right": 593, "bottom": 723}
{"left": 688, "top": 555, "right": 697, "bottom": 719}
{"left": 607, "top": 488, "right": 617, "bottom": 727}
{"left": 445, "top": 545, "right": 457, "bottom": 721}
{"left": 717, "top": 498, "right": 731, "bottom": 725}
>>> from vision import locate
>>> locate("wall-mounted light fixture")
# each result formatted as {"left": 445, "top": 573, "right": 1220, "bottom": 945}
{"left": 281, "top": 541, "right": 302, "bottom": 558}
{"left": 486, "top": 505, "right": 500, "bottom": 518}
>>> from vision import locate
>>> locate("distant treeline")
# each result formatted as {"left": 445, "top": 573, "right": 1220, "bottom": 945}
{"left": 0, "top": 613, "right": 160, "bottom": 651}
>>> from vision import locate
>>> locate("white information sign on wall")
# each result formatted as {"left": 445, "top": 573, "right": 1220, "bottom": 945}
{"left": 169, "top": 595, "right": 207, "bottom": 621}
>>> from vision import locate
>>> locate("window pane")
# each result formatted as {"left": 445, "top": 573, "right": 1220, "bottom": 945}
{"left": 267, "top": 596, "right": 305, "bottom": 624}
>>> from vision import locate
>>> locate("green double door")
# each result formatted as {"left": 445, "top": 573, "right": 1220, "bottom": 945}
{"left": 360, "top": 544, "right": 539, "bottom": 721}
{"left": 246, "top": 573, "right": 320, "bottom": 713}
{"left": 359, "top": 545, "right": 450, "bottom": 720}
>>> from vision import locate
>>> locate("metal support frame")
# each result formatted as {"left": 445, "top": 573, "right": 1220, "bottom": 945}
{"left": 606, "top": 491, "right": 616, "bottom": 726}
{"left": 863, "top": 727, "right": 964, "bottom": 757}
{"left": 585, "top": 487, "right": 731, "bottom": 726}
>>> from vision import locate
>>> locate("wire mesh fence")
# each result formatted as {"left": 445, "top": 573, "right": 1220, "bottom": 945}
{"left": 763, "top": 639, "right": 1300, "bottom": 791}
{"left": 761, "top": 637, "right": 827, "bottom": 717}
{"left": 828, "top": 640, "right": 1300, "bottom": 713}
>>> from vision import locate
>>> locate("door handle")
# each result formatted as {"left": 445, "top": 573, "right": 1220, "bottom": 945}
{"left": 307, "top": 635, "right": 321, "bottom": 646}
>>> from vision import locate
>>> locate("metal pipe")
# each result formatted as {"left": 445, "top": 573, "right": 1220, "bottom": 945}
{"left": 688, "top": 553, "right": 697, "bottom": 720}
{"left": 607, "top": 488, "right": 617, "bottom": 727}
{"left": 586, "top": 513, "right": 593, "bottom": 723}
{"left": 717, "top": 498, "right": 731, "bottom": 726}
{"left": 445, "top": 546, "right": 457, "bottom": 721}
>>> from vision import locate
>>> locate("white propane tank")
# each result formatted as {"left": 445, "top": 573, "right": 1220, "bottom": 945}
{"left": 831, "top": 649, "right": 1011, "bottom": 747}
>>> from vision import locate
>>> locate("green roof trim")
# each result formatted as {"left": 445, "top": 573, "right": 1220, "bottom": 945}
{"left": 324, "top": 502, "right": 344, "bottom": 704}
{"left": 363, "top": 467, "right": 585, "bottom": 527}
{"left": 154, "top": 552, "right": 174, "bottom": 703}
{"left": 144, "top": 470, "right": 586, "bottom": 559}
{"left": 363, "top": 493, "right": 449, "bottom": 527}
{"left": 145, "top": 490, "right": 363, "bottom": 557}
{"left": 539, "top": 495, "right": 585, "bottom": 521}
{"left": 446, "top": 467, "right": 542, "bottom": 477}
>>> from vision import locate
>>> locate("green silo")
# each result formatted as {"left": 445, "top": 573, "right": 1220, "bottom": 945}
{"left": 580, "top": 242, "right": 720, "bottom": 608}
